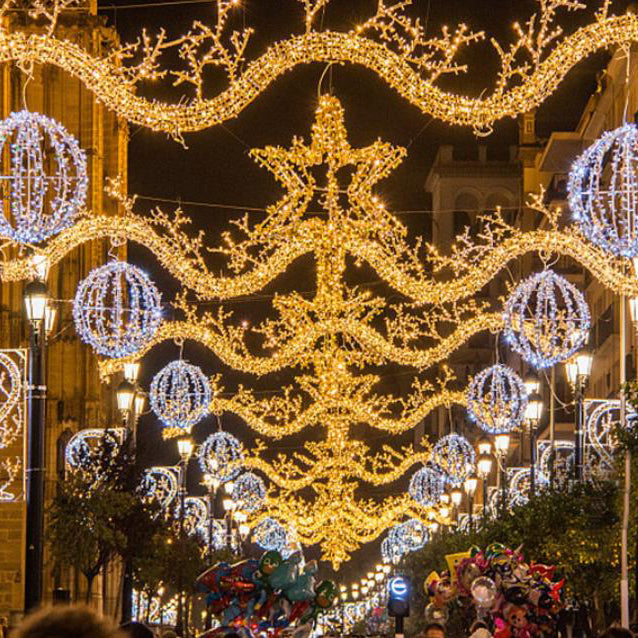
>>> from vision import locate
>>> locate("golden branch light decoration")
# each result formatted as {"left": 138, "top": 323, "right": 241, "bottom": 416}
{"left": 0, "top": 0, "right": 636, "bottom": 134}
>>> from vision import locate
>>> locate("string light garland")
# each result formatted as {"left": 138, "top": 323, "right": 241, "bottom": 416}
{"left": 149, "top": 360, "right": 211, "bottom": 438}
{"left": 73, "top": 260, "right": 162, "bottom": 358}
{"left": 568, "top": 123, "right": 638, "bottom": 257}
{"left": 64, "top": 428, "right": 127, "bottom": 473}
{"left": 0, "top": 351, "right": 24, "bottom": 450}
{"left": 396, "top": 518, "right": 429, "bottom": 552}
{"left": 0, "top": 1, "right": 637, "bottom": 134}
{"left": 466, "top": 364, "right": 528, "bottom": 434}
{"left": 432, "top": 433, "right": 476, "bottom": 484}
{"left": 0, "top": 110, "right": 87, "bottom": 244}
{"left": 143, "top": 465, "right": 180, "bottom": 509}
{"left": 537, "top": 440, "right": 575, "bottom": 484}
{"left": 231, "top": 471, "right": 266, "bottom": 512}
{"left": 181, "top": 495, "right": 208, "bottom": 537}
{"left": 197, "top": 431, "right": 243, "bottom": 483}
{"left": 408, "top": 464, "right": 446, "bottom": 506}
{"left": 503, "top": 269, "right": 590, "bottom": 369}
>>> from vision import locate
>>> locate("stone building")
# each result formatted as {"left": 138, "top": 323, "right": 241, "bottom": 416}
{"left": 0, "top": 0, "right": 126, "bottom": 620}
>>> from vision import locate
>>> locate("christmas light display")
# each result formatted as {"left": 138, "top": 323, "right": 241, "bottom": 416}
{"left": 143, "top": 466, "right": 179, "bottom": 509}
{"left": 408, "top": 464, "right": 446, "bottom": 506}
{"left": 205, "top": 518, "right": 228, "bottom": 551}
{"left": 149, "top": 360, "right": 211, "bottom": 438}
{"left": 64, "top": 428, "right": 127, "bottom": 472}
{"left": 73, "top": 261, "right": 162, "bottom": 358}
{"left": 537, "top": 441, "right": 575, "bottom": 484}
{"left": 396, "top": 518, "right": 429, "bottom": 552}
{"left": 231, "top": 471, "right": 266, "bottom": 512}
{"left": 181, "top": 496, "right": 208, "bottom": 537}
{"left": 466, "top": 364, "right": 528, "bottom": 434}
{"left": 253, "top": 517, "right": 288, "bottom": 552}
{"left": 432, "top": 433, "right": 476, "bottom": 484}
{"left": 0, "top": 110, "right": 87, "bottom": 244}
{"left": 503, "top": 269, "right": 590, "bottom": 369}
{"left": 197, "top": 431, "right": 243, "bottom": 483}
{"left": 568, "top": 123, "right": 638, "bottom": 257}
{"left": 0, "top": 1, "right": 636, "bottom": 134}
{"left": 0, "top": 351, "right": 24, "bottom": 450}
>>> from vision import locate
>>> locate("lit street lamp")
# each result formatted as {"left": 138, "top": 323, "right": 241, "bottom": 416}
{"left": 494, "top": 433, "right": 510, "bottom": 513}
{"left": 23, "top": 279, "right": 50, "bottom": 612}
{"left": 476, "top": 438, "right": 493, "bottom": 522}
{"left": 565, "top": 347, "right": 593, "bottom": 481}
{"left": 464, "top": 473, "right": 478, "bottom": 531}
{"left": 176, "top": 437, "right": 193, "bottom": 637}
{"left": 524, "top": 372, "right": 544, "bottom": 496}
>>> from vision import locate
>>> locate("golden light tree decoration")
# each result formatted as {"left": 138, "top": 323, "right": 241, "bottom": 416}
{"left": 0, "top": 0, "right": 635, "bottom": 135}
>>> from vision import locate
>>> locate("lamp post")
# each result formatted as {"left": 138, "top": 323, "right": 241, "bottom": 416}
{"left": 477, "top": 438, "right": 493, "bottom": 522}
{"left": 494, "top": 433, "right": 510, "bottom": 513}
{"left": 464, "top": 473, "right": 478, "bottom": 531}
{"left": 176, "top": 436, "right": 193, "bottom": 638}
{"left": 201, "top": 472, "right": 220, "bottom": 630}
{"left": 524, "top": 372, "right": 543, "bottom": 496}
{"left": 565, "top": 347, "right": 593, "bottom": 481}
{"left": 23, "top": 279, "right": 50, "bottom": 612}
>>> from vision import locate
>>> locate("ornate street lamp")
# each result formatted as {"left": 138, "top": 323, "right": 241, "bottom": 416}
{"left": 524, "top": 372, "right": 544, "bottom": 496}
{"left": 176, "top": 436, "right": 193, "bottom": 637}
{"left": 476, "top": 437, "right": 493, "bottom": 522}
{"left": 494, "top": 433, "right": 510, "bottom": 513}
{"left": 464, "top": 473, "right": 478, "bottom": 530}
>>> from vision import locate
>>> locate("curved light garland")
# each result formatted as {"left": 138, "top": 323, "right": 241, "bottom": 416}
{"left": 503, "top": 269, "right": 590, "bottom": 369}
{"left": 466, "top": 364, "right": 528, "bottom": 434}
{"left": 408, "top": 464, "right": 446, "bottom": 506}
{"left": 231, "top": 471, "right": 266, "bottom": 512}
{"left": 0, "top": 110, "right": 87, "bottom": 244}
{"left": 197, "top": 431, "right": 243, "bottom": 483}
{"left": 432, "top": 433, "right": 476, "bottom": 484}
{"left": 181, "top": 496, "right": 208, "bottom": 537}
{"left": 0, "top": 352, "right": 24, "bottom": 450}
{"left": 569, "top": 123, "right": 638, "bottom": 257}
{"left": 149, "top": 360, "right": 211, "bottom": 438}
{"left": 64, "top": 428, "right": 127, "bottom": 472}
{"left": 0, "top": 2, "right": 637, "bottom": 133}
{"left": 143, "top": 466, "right": 180, "bottom": 509}
{"left": 72, "top": 260, "right": 162, "bottom": 358}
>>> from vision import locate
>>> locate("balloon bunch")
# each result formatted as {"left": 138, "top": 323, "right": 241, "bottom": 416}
{"left": 196, "top": 550, "right": 338, "bottom": 638}
{"left": 424, "top": 544, "right": 564, "bottom": 638}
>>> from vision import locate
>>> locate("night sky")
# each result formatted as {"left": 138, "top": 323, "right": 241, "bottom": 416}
{"left": 96, "top": 0, "right": 632, "bottom": 581}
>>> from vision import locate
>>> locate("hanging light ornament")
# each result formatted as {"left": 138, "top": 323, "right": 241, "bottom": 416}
{"left": 197, "top": 431, "right": 243, "bottom": 483}
{"left": 231, "top": 471, "right": 266, "bottom": 512}
{"left": 503, "top": 270, "right": 590, "bottom": 369}
{"left": 181, "top": 496, "right": 208, "bottom": 537}
{"left": 143, "top": 466, "right": 179, "bottom": 509}
{"left": 253, "top": 517, "right": 288, "bottom": 552}
{"left": 396, "top": 519, "right": 429, "bottom": 552}
{"left": 386, "top": 525, "right": 407, "bottom": 563}
{"left": 0, "top": 110, "right": 87, "bottom": 244}
{"left": 73, "top": 261, "right": 162, "bottom": 358}
{"left": 432, "top": 433, "right": 476, "bottom": 484}
{"left": 568, "top": 123, "right": 638, "bottom": 258}
{"left": 206, "top": 518, "right": 229, "bottom": 551}
{"left": 149, "top": 360, "right": 211, "bottom": 436}
{"left": 408, "top": 464, "right": 446, "bottom": 506}
{"left": 466, "top": 364, "right": 528, "bottom": 434}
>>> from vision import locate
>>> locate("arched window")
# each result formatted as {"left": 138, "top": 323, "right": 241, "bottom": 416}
{"left": 56, "top": 429, "right": 73, "bottom": 480}
{"left": 453, "top": 192, "right": 479, "bottom": 238}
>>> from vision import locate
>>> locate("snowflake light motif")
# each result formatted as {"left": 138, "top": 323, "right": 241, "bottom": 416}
{"left": 408, "top": 464, "right": 446, "bottom": 506}
{"left": 432, "top": 433, "right": 476, "bottom": 484}
{"left": 231, "top": 471, "right": 266, "bottom": 512}
{"left": 503, "top": 269, "right": 590, "bottom": 369}
{"left": 0, "top": 110, "right": 87, "bottom": 244}
{"left": 73, "top": 261, "right": 162, "bottom": 358}
{"left": 149, "top": 360, "right": 211, "bottom": 437}
{"left": 197, "top": 431, "right": 243, "bottom": 483}
{"left": 253, "top": 517, "right": 288, "bottom": 552}
{"left": 466, "top": 364, "right": 528, "bottom": 434}
{"left": 569, "top": 123, "right": 638, "bottom": 258}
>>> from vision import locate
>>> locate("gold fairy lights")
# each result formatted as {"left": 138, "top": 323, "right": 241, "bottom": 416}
{"left": 0, "top": 0, "right": 635, "bottom": 134}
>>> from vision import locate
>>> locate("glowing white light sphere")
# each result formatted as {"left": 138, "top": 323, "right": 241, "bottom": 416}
{"left": 0, "top": 110, "right": 87, "bottom": 244}
{"left": 466, "top": 364, "right": 528, "bottom": 434}
{"left": 73, "top": 261, "right": 162, "bottom": 358}
{"left": 432, "top": 433, "right": 476, "bottom": 484}
{"left": 408, "top": 464, "right": 446, "bottom": 506}
{"left": 396, "top": 519, "right": 429, "bottom": 552}
{"left": 253, "top": 517, "right": 288, "bottom": 552}
{"left": 197, "top": 431, "right": 243, "bottom": 483}
{"left": 503, "top": 270, "right": 590, "bottom": 369}
{"left": 149, "top": 360, "right": 211, "bottom": 432}
{"left": 231, "top": 471, "right": 266, "bottom": 512}
{"left": 569, "top": 123, "right": 638, "bottom": 257}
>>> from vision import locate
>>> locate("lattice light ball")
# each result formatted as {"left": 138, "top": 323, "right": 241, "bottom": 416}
{"left": 150, "top": 360, "right": 211, "bottom": 434}
{"left": 386, "top": 525, "right": 407, "bottom": 563}
{"left": 466, "top": 364, "right": 528, "bottom": 434}
{"left": 197, "top": 431, "right": 243, "bottom": 483}
{"left": 396, "top": 519, "right": 429, "bottom": 552}
{"left": 253, "top": 517, "right": 288, "bottom": 552}
{"left": 432, "top": 433, "right": 476, "bottom": 484}
{"left": 503, "top": 270, "right": 590, "bottom": 369}
{"left": 73, "top": 261, "right": 162, "bottom": 358}
{"left": 232, "top": 471, "right": 266, "bottom": 512}
{"left": 0, "top": 110, "right": 87, "bottom": 244}
{"left": 569, "top": 124, "right": 638, "bottom": 258}
{"left": 408, "top": 464, "right": 446, "bottom": 506}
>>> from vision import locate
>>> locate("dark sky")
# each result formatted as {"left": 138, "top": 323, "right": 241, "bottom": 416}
{"left": 97, "top": 0, "right": 632, "bottom": 581}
